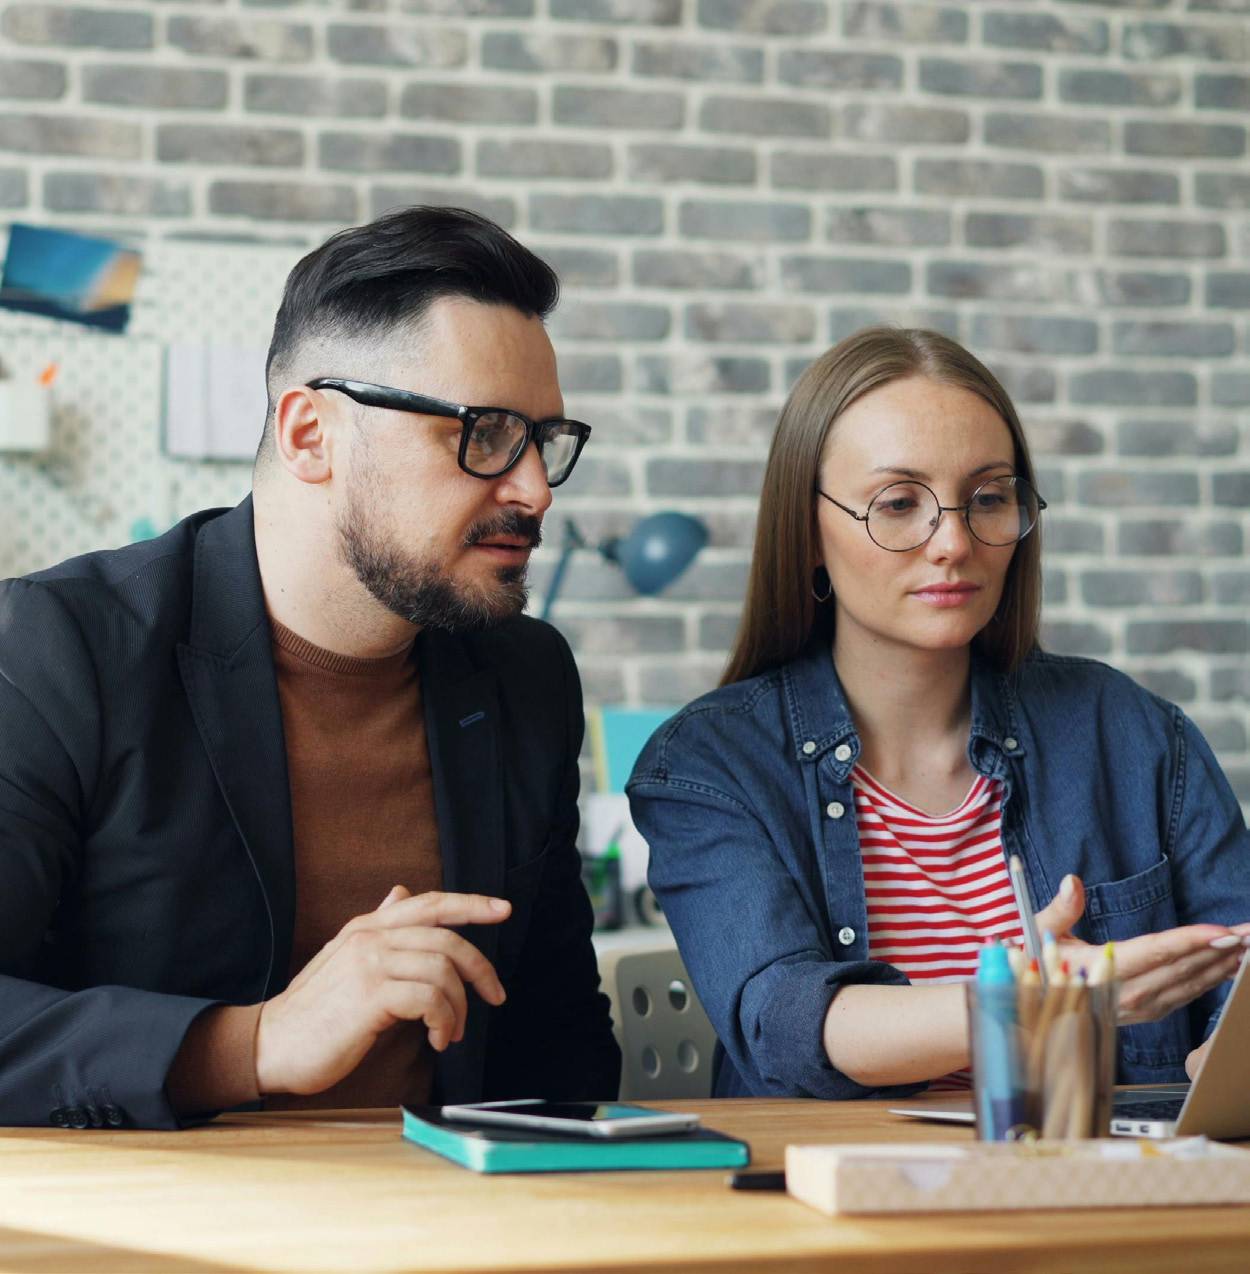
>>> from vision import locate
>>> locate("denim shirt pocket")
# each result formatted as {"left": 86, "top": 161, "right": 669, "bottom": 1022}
{"left": 1083, "top": 855, "right": 1188, "bottom": 1072}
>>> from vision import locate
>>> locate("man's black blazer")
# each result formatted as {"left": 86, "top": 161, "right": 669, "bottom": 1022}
{"left": 0, "top": 498, "right": 620, "bottom": 1128}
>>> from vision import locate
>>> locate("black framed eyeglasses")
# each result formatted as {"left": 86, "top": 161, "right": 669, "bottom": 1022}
{"left": 307, "top": 377, "right": 592, "bottom": 488}
{"left": 819, "top": 475, "right": 1046, "bottom": 553}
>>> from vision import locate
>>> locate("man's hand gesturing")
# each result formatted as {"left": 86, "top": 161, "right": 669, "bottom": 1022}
{"left": 254, "top": 886, "right": 511, "bottom": 1097}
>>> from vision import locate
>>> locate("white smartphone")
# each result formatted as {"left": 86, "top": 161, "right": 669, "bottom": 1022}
{"left": 438, "top": 1100, "right": 701, "bottom": 1139}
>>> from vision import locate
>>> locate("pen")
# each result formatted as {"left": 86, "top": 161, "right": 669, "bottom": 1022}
{"left": 1008, "top": 855, "right": 1044, "bottom": 981}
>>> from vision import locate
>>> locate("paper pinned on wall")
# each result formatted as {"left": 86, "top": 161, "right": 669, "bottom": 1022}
{"left": 163, "top": 343, "right": 269, "bottom": 461}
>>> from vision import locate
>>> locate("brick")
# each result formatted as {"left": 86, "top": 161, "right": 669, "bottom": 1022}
{"left": 632, "top": 41, "right": 762, "bottom": 83}
{"left": 680, "top": 200, "right": 810, "bottom": 243}
{"left": 1059, "top": 68, "right": 1182, "bottom": 108}
{"left": 1024, "top": 419, "right": 1105, "bottom": 456}
{"left": 1119, "top": 519, "right": 1242, "bottom": 558}
{"left": 647, "top": 458, "right": 764, "bottom": 498}
{"left": 778, "top": 50, "right": 903, "bottom": 92}
{"left": 782, "top": 255, "right": 910, "bottom": 295}
{"left": 1125, "top": 120, "right": 1245, "bottom": 158}
{"left": 552, "top": 615, "right": 685, "bottom": 657}
{"left": 555, "top": 86, "right": 682, "bottom": 131}
{"left": 0, "top": 112, "right": 139, "bottom": 159}
{"left": 633, "top": 249, "right": 762, "bottom": 291}
{"left": 827, "top": 307, "right": 960, "bottom": 343}
{"left": 1207, "top": 273, "right": 1250, "bottom": 309}
{"left": 1214, "top": 572, "right": 1250, "bottom": 606}
{"left": 1123, "top": 20, "right": 1248, "bottom": 63}
{"left": 1190, "top": 713, "right": 1248, "bottom": 753}
{"left": 662, "top": 560, "right": 753, "bottom": 604}
{"left": 1070, "top": 370, "right": 1197, "bottom": 407}
{"left": 327, "top": 24, "right": 466, "bottom": 68}
{"left": 827, "top": 207, "right": 950, "bottom": 247}
{"left": 844, "top": 2, "right": 968, "bottom": 44}
{"left": 1046, "top": 517, "right": 1104, "bottom": 556}
{"left": 1127, "top": 621, "right": 1248, "bottom": 657}
{"left": 1133, "top": 668, "right": 1198, "bottom": 705}
{"left": 926, "top": 261, "right": 1070, "bottom": 304}
{"left": 553, "top": 456, "right": 632, "bottom": 497}
{"left": 0, "top": 168, "right": 26, "bottom": 207}
{"left": 43, "top": 172, "right": 191, "bottom": 217}
{"left": 1196, "top": 173, "right": 1250, "bottom": 208}
{"left": 557, "top": 354, "right": 622, "bottom": 393}
{"left": 1074, "top": 269, "right": 1190, "bottom": 308}
{"left": 1213, "top": 372, "right": 1250, "bottom": 406}
{"left": 1108, "top": 219, "right": 1226, "bottom": 259}
{"left": 1113, "top": 321, "right": 1236, "bottom": 358}
{"left": 482, "top": 31, "right": 617, "bottom": 72}
{"left": 568, "top": 406, "right": 672, "bottom": 446}
{"left": 636, "top": 354, "right": 769, "bottom": 395}
{"left": 629, "top": 144, "right": 754, "bottom": 186}
{"left": 772, "top": 151, "right": 896, "bottom": 193}
{"left": 919, "top": 57, "right": 1042, "bottom": 101}
{"left": 1080, "top": 569, "right": 1204, "bottom": 608}
{"left": 209, "top": 181, "right": 357, "bottom": 222}
{"left": 687, "top": 404, "right": 779, "bottom": 447}
{"left": 1196, "top": 74, "right": 1250, "bottom": 111}
{"left": 404, "top": 83, "right": 537, "bottom": 126}
{"left": 985, "top": 113, "right": 1110, "bottom": 155}
{"left": 983, "top": 11, "right": 1108, "bottom": 54}
{"left": 986, "top": 364, "right": 1056, "bottom": 404}
{"left": 843, "top": 103, "right": 970, "bottom": 144}
{"left": 549, "top": 301, "right": 670, "bottom": 342}
{"left": 965, "top": 212, "right": 1093, "bottom": 255}
{"left": 531, "top": 194, "right": 662, "bottom": 236}
{"left": 169, "top": 16, "right": 312, "bottom": 61}
{"left": 685, "top": 303, "right": 816, "bottom": 344}
{"left": 1117, "top": 419, "right": 1239, "bottom": 457}
{"left": 245, "top": 75, "right": 387, "bottom": 120}
{"left": 479, "top": 139, "right": 611, "bottom": 181}
{"left": 540, "top": 246, "right": 618, "bottom": 289}
{"left": 1042, "top": 569, "right": 1069, "bottom": 606}
{"left": 0, "top": 57, "right": 65, "bottom": 100}
{"left": 1057, "top": 167, "right": 1178, "bottom": 205}
{"left": 1040, "top": 622, "right": 1113, "bottom": 658}
{"left": 1214, "top": 472, "right": 1250, "bottom": 506}
{"left": 319, "top": 132, "right": 459, "bottom": 175}
{"left": 914, "top": 158, "right": 1042, "bottom": 200}
{"left": 1211, "top": 667, "right": 1250, "bottom": 705}
{"left": 573, "top": 661, "right": 626, "bottom": 705}
{"left": 553, "top": 0, "right": 680, "bottom": 22}
{"left": 395, "top": 0, "right": 534, "bottom": 12}
{"left": 370, "top": 185, "right": 516, "bottom": 228}
{"left": 700, "top": 94, "right": 829, "bottom": 139}
{"left": 699, "top": 611, "right": 742, "bottom": 652}
{"left": 2, "top": 4, "right": 151, "bottom": 50}
{"left": 639, "top": 661, "right": 725, "bottom": 704}
{"left": 1080, "top": 470, "right": 1201, "bottom": 510}
{"left": 696, "top": 0, "right": 826, "bottom": 35}
{"left": 158, "top": 124, "right": 303, "bottom": 168}
{"left": 970, "top": 315, "right": 1098, "bottom": 357}
{"left": 83, "top": 65, "right": 227, "bottom": 111}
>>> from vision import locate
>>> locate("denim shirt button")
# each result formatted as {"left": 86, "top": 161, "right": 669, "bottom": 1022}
{"left": 837, "top": 926, "right": 856, "bottom": 946}
{"left": 1004, "top": 736, "right": 1019, "bottom": 752}
{"left": 802, "top": 741, "right": 817, "bottom": 755}
{"left": 834, "top": 744, "right": 852, "bottom": 762}
{"left": 826, "top": 801, "right": 845, "bottom": 820}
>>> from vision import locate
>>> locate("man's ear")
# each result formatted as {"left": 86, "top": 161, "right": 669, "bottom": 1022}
{"left": 273, "top": 386, "right": 333, "bottom": 485}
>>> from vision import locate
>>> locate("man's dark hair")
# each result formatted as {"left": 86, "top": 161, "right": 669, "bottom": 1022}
{"left": 257, "top": 205, "right": 560, "bottom": 467}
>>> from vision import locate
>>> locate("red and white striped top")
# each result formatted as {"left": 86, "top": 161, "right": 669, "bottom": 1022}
{"left": 853, "top": 764, "right": 1023, "bottom": 1090}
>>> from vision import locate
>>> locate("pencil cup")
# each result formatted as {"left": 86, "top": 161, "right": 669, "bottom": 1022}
{"left": 965, "top": 979, "right": 1117, "bottom": 1142}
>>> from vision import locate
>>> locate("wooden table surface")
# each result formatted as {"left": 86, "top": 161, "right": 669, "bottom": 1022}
{"left": 1, "top": 1093, "right": 1247, "bottom": 1273}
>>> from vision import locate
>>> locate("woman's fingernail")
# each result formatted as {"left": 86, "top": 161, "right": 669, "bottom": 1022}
{"left": 1241, "top": 935, "right": 1250, "bottom": 947}
{"left": 1060, "top": 875, "right": 1076, "bottom": 901}
{"left": 1209, "top": 935, "right": 1241, "bottom": 950}
{"left": 490, "top": 898, "right": 510, "bottom": 914}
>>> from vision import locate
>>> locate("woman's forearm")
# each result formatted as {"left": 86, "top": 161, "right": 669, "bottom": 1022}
{"left": 822, "top": 982, "right": 970, "bottom": 1087}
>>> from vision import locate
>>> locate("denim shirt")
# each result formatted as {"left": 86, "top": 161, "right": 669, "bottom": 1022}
{"left": 626, "top": 643, "right": 1250, "bottom": 1099}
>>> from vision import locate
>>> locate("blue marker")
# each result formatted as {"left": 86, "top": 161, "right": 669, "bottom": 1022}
{"left": 973, "top": 943, "right": 1027, "bottom": 1141}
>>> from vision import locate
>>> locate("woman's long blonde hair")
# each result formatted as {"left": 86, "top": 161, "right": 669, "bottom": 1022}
{"left": 722, "top": 327, "right": 1043, "bottom": 687}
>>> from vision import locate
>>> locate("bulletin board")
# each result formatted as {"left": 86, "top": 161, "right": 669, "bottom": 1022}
{"left": 0, "top": 232, "right": 303, "bottom": 578}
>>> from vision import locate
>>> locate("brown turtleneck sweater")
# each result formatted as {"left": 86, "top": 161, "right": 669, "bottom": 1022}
{"left": 166, "top": 619, "right": 443, "bottom": 1114}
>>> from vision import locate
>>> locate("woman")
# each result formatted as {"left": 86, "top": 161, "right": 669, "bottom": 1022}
{"left": 626, "top": 328, "right": 1250, "bottom": 1099}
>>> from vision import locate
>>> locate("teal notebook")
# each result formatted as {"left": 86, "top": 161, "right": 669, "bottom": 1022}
{"left": 402, "top": 1106, "right": 750, "bottom": 1174}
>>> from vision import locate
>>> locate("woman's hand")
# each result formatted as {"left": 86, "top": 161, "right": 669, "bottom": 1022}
{"left": 1031, "top": 874, "right": 1246, "bottom": 1025}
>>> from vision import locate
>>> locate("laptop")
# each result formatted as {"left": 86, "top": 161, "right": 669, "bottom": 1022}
{"left": 891, "top": 954, "right": 1250, "bottom": 1139}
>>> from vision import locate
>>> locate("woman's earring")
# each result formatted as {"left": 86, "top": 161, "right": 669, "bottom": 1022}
{"left": 811, "top": 565, "right": 832, "bottom": 603}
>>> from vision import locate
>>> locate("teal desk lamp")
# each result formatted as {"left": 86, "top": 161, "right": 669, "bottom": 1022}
{"left": 539, "top": 512, "right": 709, "bottom": 622}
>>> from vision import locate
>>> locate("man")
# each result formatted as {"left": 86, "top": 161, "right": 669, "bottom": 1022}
{"left": 0, "top": 206, "right": 620, "bottom": 1128}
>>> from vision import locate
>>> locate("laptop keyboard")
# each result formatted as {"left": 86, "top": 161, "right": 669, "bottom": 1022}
{"left": 1113, "top": 1097, "right": 1185, "bottom": 1122}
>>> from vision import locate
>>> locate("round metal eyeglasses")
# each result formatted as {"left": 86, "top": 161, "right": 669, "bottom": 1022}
{"left": 819, "top": 475, "right": 1046, "bottom": 553}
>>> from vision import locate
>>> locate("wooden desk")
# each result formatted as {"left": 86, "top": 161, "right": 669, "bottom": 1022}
{"left": 1, "top": 1093, "right": 1246, "bottom": 1273}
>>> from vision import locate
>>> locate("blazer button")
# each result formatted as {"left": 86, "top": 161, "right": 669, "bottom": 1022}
{"left": 834, "top": 744, "right": 852, "bottom": 762}
{"left": 837, "top": 926, "right": 856, "bottom": 946}
{"left": 802, "top": 741, "right": 817, "bottom": 756}
{"left": 826, "top": 801, "right": 845, "bottom": 820}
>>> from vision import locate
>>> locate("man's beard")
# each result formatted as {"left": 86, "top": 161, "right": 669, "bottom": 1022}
{"left": 338, "top": 465, "right": 542, "bottom": 634}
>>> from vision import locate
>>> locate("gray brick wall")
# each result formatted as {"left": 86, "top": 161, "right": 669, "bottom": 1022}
{"left": 0, "top": 0, "right": 1247, "bottom": 795}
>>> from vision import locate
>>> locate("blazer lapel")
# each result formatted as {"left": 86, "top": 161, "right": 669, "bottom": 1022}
{"left": 419, "top": 630, "right": 505, "bottom": 1102}
{"left": 176, "top": 498, "right": 294, "bottom": 999}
